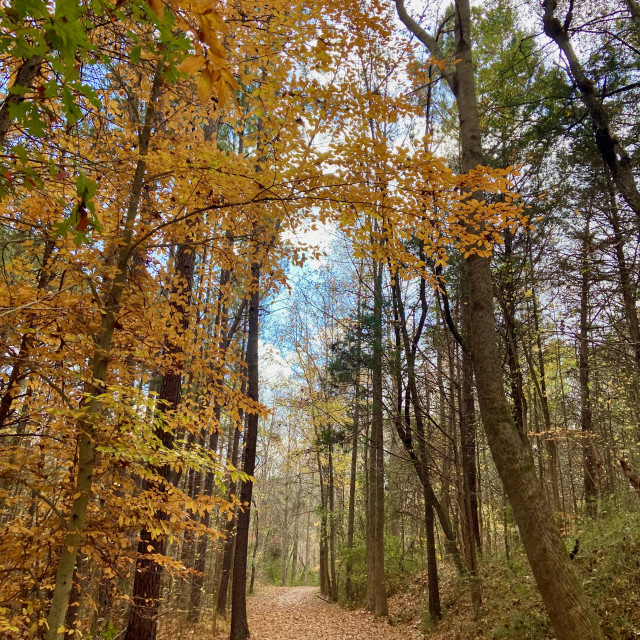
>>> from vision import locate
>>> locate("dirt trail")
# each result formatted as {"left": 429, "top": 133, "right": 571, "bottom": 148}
{"left": 241, "top": 586, "right": 421, "bottom": 640}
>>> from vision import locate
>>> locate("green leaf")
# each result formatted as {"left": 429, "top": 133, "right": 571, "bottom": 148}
{"left": 130, "top": 45, "right": 142, "bottom": 64}
{"left": 13, "top": 0, "right": 49, "bottom": 20}
{"left": 8, "top": 101, "right": 47, "bottom": 138}
{"left": 62, "top": 87, "right": 82, "bottom": 125}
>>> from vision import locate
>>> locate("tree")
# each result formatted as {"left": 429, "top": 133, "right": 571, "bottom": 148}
{"left": 394, "top": 1, "right": 605, "bottom": 638}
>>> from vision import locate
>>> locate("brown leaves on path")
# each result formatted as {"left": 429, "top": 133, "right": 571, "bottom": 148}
{"left": 235, "top": 586, "right": 421, "bottom": 640}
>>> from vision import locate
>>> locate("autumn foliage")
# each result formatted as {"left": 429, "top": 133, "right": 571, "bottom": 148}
{"left": 0, "top": 0, "right": 531, "bottom": 637}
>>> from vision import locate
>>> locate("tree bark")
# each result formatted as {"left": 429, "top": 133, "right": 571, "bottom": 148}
{"left": 392, "top": 280, "right": 440, "bottom": 620}
{"left": 345, "top": 315, "right": 360, "bottom": 600}
{"left": 328, "top": 442, "right": 338, "bottom": 601}
{"left": 189, "top": 264, "right": 246, "bottom": 622}
{"left": 459, "top": 275, "right": 482, "bottom": 614}
{"left": 524, "top": 242, "right": 562, "bottom": 515}
{"left": 603, "top": 169, "right": 640, "bottom": 409}
{"left": 229, "top": 263, "right": 260, "bottom": 640}
{"left": 0, "top": 237, "right": 55, "bottom": 429}
{"left": 620, "top": 459, "right": 640, "bottom": 502}
{"left": 216, "top": 391, "right": 244, "bottom": 617}
{"left": 0, "top": 56, "right": 43, "bottom": 147}
{"left": 370, "top": 260, "right": 388, "bottom": 617}
{"left": 578, "top": 215, "right": 599, "bottom": 517}
{"left": 249, "top": 501, "right": 259, "bottom": 594}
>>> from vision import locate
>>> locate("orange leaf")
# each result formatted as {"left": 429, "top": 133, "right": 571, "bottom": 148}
{"left": 198, "top": 68, "right": 214, "bottom": 102}
{"left": 178, "top": 55, "right": 203, "bottom": 75}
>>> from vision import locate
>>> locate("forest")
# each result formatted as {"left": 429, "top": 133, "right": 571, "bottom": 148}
{"left": 1, "top": 0, "right": 640, "bottom": 639}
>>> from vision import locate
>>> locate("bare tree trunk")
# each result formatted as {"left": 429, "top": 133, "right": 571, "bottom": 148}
{"left": 280, "top": 483, "right": 289, "bottom": 586}
{"left": 370, "top": 260, "right": 388, "bottom": 617}
{"left": 229, "top": 263, "right": 260, "bottom": 640}
{"left": 187, "top": 423, "right": 220, "bottom": 622}
{"left": 578, "top": 214, "right": 599, "bottom": 517}
{"left": 190, "top": 268, "right": 247, "bottom": 622}
{"left": 603, "top": 168, "right": 640, "bottom": 442}
{"left": 217, "top": 401, "right": 244, "bottom": 617}
{"left": 525, "top": 242, "right": 562, "bottom": 516}
{"left": 499, "top": 232, "right": 527, "bottom": 442}
{"left": 604, "top": 173, "right": 640, "bottom": 372}
{"left": 392, "top": 279, "right": 440, "bottom": 620}
{"left": 290, "top": 479, "right": 301, "bottom": 584}
{"left": 460, "top": 291, "right": 482, "bottom": 614}
{"left": 304, "top": 499, "right": 311, "bottom": 585}
{"left": 345, "top": 318, "right": 360, "bottom": 600}
{"left": 328, "top": 443, "right": 338, "bottom": 601}
{"left": 249, "top": 501, "right": 259, "bottom": 594}
{"left": 63, "top": 552, "right": 86, "bottom": 639}
{"left": 317, "top": 452, "right": 331, "bottom": 598}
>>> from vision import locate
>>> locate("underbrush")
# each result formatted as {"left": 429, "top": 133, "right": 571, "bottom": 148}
{"left": 387, "top": 498, "right": 640, "bottom": 639}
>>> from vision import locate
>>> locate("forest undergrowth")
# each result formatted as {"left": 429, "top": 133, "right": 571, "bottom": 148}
{"left": 385, "top": 498, "right": 640, "bottom": 640}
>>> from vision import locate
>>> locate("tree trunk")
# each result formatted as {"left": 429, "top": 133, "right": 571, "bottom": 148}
{"left": 603, "top": 168, "right": 640, "bottom": 441}
{"left": 280, "top": 483, "right": 289, "bottom": 586}
{"left": 317, "top": 453, "right": 331, "bottom": 598}
{"left": 249, "top": 501, "right": 259, "bottom": 594}
{"left": 0, "top": 236, "right": 55, "bottom": 429}
{"left": 392, "top": 279, "right": 440, "bottom": 620}
{"left": 187, "top": 423, "right": 220, "bottom": 622}
{"left": 578, "top": 215, "right": 599, "bottom": 517}
{"left": 217, "top": 401, "right": 243, "bottom": 617}
{"left": 44, "top": 60, "right": 164, "bottom": 640}
{"left": 499, "top": 232, "right": 527, "bottom": 441}
{"left": 525, "top": 244, "right": 562, "bottom": 516}
{"left": 125, "top": 236, "right": 197, "bottom": 640}
{"left": 328, "top": 443, "right": 338, "bottom": 601}
{"left": 229, "top": 263, "right": 260, "bottom": 640}
{"left": 468, "top": 252, "right": 604, "bottom": 640}
{"left": 370, "top": 261, "right": 388, "bottom": 617}
{"left": 460, "top": 291, "right": 482, "bottom": 614}
{"left": 345, "top": 320, "right": 360, "bottom": 599}
{"left": 0, "top": 56, "right": 43, "bottom": 146}
{"left": 620, "top": 459, "right": 640, "bottom": 502}
{"left": 291, "top": 479, "right": 301, "bottom": 584}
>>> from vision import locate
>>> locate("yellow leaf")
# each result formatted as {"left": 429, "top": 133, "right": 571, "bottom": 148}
{"left": 178, "top": 55, "right": 203, "bottom": 75}
{"left": 198, "top": 68, "right": 214, "bottom": 102}
{"left": 216, "top": 72, "right": 229, "bottom": 108}
{"left": 220, "top": 68, "right": 240, "bottom": 92}
{"left": 202, "top": 24, "right": 227, "bottom": 61}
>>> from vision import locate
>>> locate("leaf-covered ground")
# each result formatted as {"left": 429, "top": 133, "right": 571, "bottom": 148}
{"left": 217, "top": 586, "right": 422, "bottom": 640}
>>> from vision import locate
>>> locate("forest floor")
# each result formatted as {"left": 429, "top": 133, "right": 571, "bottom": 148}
{"left": 211, "top": 586, "right": 423, "bottom": 640}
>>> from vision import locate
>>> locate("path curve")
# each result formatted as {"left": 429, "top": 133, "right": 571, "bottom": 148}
{"left": 243, "top": 586, "right": 420, "bottom": 640}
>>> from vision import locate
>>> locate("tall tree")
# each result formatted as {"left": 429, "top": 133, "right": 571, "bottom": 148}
{"left": 229, "top": 264, "right": 261, "bottom": 640}
{"left": 395, "top": 1, "right": 605, "bottom": 638}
